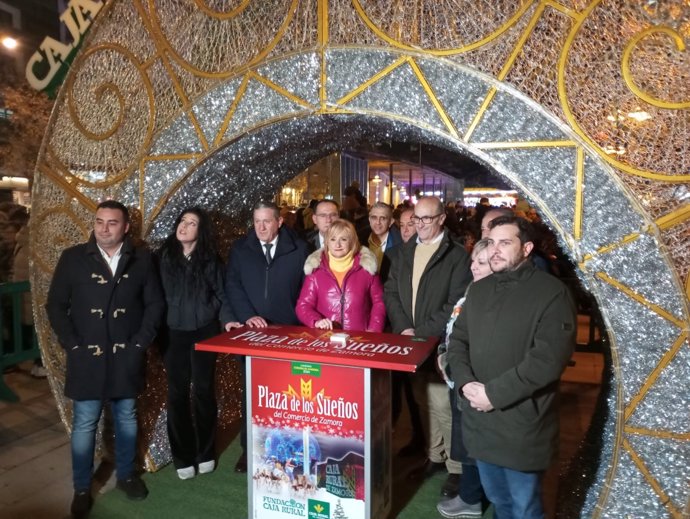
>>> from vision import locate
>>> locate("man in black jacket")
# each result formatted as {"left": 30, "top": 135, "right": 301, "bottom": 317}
{"left": 46, "top": 200, "right": 164, "bottom": 519}
{"left": 384, "top": 196, "right": 472, "bottom": 498}
{"left": 225, "top": 200, "right": 309, "bottom": 471}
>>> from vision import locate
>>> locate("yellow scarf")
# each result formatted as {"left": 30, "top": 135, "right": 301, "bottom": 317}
{"left": 328, "top": 250, "right": 354, "bottom": 287}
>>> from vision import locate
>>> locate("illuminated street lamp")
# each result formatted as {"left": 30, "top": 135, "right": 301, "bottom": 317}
{"left": 371, "top": 173, "right": 382, "bottom": 202}
{"left": 1, "top": 36, "right": 18, "bottom": 50}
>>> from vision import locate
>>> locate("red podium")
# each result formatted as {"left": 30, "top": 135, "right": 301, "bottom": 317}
{"left": 197, "top": 325, "right": 438, "bottom": 519}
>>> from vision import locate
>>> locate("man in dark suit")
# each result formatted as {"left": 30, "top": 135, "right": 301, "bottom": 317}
{"left": 46, "top": 200, "right": 165, "bottom": 519}
{"left": 225, "top": 200, "right": 309, "bottom": 471}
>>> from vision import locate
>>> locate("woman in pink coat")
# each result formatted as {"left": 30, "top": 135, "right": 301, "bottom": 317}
{"left": 296, "top": 219, "right": 386, "bottom": 332}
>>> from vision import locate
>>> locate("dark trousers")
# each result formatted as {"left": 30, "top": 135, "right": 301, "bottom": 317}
{"left": 163, "top": 322, "right": 219, "bottom": 469}
{"left": 450, "top": 386, "right": 485, "bottom": 505}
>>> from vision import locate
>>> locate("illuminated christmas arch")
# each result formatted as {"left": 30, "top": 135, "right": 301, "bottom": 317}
{"left": 30, "top": 2, "right": 690, "bottom": 517}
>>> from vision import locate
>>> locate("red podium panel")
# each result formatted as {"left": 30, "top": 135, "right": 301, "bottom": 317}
{"left": 196, "top": 325, "right": 438, "bottom": 373}
{"left": 197, "top": 326, "right": 438, "bottom": 519}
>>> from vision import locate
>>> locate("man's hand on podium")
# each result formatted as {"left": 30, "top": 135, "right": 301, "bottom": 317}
{"left": 246, "top": 316, "right": 268, "bottom": 328}
{"left": 224, "top": 321, "right": 243, "bottom": 331}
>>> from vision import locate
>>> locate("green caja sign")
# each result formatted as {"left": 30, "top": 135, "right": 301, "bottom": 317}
{"left": 292, "top": 362, "right": 321, "bottom": 377}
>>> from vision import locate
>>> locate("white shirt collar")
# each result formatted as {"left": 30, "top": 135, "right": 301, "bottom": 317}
{"left": 262, "top": 235, "right": 279, "bottom": 259}
{"left": 377, "top": 231, "right": 389, "bottom": 248}
{"left": 97, "top": 242, "right": 124, "bottom": 275}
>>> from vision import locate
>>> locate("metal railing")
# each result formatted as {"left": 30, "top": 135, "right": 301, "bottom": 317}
{"left": 1, "top": 281, "right": 39, "bottom": 402}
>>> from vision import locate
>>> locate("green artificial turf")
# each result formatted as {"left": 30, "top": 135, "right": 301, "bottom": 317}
{"left": 90, "top": 434, "right": 493, "bottom": 518}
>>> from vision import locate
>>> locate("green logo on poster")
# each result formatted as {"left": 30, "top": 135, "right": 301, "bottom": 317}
{"left": 307, "top": 499, "right": 330, "bottom": 519}
{"left": 292, "top": 362, "right": 321, "bottom": 377}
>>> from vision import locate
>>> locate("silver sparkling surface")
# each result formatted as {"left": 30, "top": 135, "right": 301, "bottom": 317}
{"left": 580, "top": 156, "right": 646, "bottom": 252}
{"left": 143, "top": 408, "right": 171, "bottom": 472}
{"left": 471, "top": 90, "right": 567, "bottom": 142}
{"left": 192, "top": 79, "right": 243, "bottom": 145}
{"left": 627, "top": 338, "right": 690, "bottom": 432}
{"left": 257, "top": 52, "right": 321, "bottom": 106}
{"left": 588, "top": 233, "right": 686, "bottom": 319}
{"left": 627, "top": 433, "right": 690, "bottom": 512}
{"left": 113, "top": 171, "right": 140, "bottom": 210}
{"left": 484, "top": 148, "right": 577, "bottom": 237}
{"left": 598, "top": 448, "right": 670, "bottom": 519}
{"left": 342, "top": 59, "right": 448, "bottom": 132}
{"left": 222, "top": 78, "right": 306, "bottom": 141}
{"left": 150, "top": 115, "right": 457, "bottom": 242}
{"left": 593, "top": 279, "right": 679, "bottom": 406}
{"left": 326, "top": 48, "right": 397, "bottom": 102}
{"left": 416, "top": 58, "right": 491, "bottom": 135}
{"left": 143, "top": 159, "right": 196, "bottom": 221}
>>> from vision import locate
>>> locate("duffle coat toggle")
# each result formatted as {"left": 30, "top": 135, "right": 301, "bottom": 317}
{"left": 90, "top": 308, "right": 104, "bottom": 318}
{"left": 88, "top": 344, "right": 103, "bottom": 356}
{"left": 113, "top": 308, "right": 126, "bottom": 318}
{"left": 91, "top": 273, "right": 108, "bottom": 284}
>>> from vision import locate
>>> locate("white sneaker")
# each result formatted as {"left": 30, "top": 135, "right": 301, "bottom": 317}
{"left": 177, "top": 466, "right": 195, "bottom": 480}
{"left": 198, "top": 460, "right": 215, "bottom": 474}
{"left": 436, "top": 495, "right": 482, "bottom": 518}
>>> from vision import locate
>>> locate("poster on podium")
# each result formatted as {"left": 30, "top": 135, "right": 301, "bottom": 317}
{"left": 248, "top": 357, "right": 366, "bottom": 519}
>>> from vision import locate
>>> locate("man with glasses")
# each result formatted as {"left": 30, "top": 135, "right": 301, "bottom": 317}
{"left": 384, "top": 196, "right": 472, "bottom": 499}
{"left": 307, "top": 199, "right": 340, "bottom": 251}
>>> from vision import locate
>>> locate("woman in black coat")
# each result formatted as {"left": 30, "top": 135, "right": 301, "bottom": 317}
{"left": 158, "top": 207, "right": 239, "bottom": 480}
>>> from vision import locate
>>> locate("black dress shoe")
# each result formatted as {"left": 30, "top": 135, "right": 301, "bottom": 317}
{"left": 71, "top": 490, "right": 93, "bottom": 519}
{"left": 234, "top": 452, "right": 247, "bottom": 473}
{"left": 440, "top": 472, "right": 461, "bottom": 498}
{"left": 116, "top": 475, "right": 149, "bottom": 500}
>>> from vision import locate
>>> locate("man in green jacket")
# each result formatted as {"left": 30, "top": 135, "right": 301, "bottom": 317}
{"left": 447, "top": 215, "right": 576, "bottom": 519}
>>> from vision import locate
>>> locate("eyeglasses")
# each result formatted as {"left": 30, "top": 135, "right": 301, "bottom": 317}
{"left": 411, "top": 213, "right": 443, "bottom": 225}
{"left": 315, "top": 213, "right": 338, "bottom": 219}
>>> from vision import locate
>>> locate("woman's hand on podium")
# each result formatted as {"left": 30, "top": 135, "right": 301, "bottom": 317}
{"left": 314, "top": 318, "right": 333, "bottom": 330}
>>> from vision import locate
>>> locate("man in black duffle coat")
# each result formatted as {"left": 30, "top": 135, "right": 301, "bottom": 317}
{"left": 46, "top": 200, "right": 164, "bottom": 519}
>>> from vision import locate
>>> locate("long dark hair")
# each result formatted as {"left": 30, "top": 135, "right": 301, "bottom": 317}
{"left": 158, "top": 207, "right": 218, "bottom": 282}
